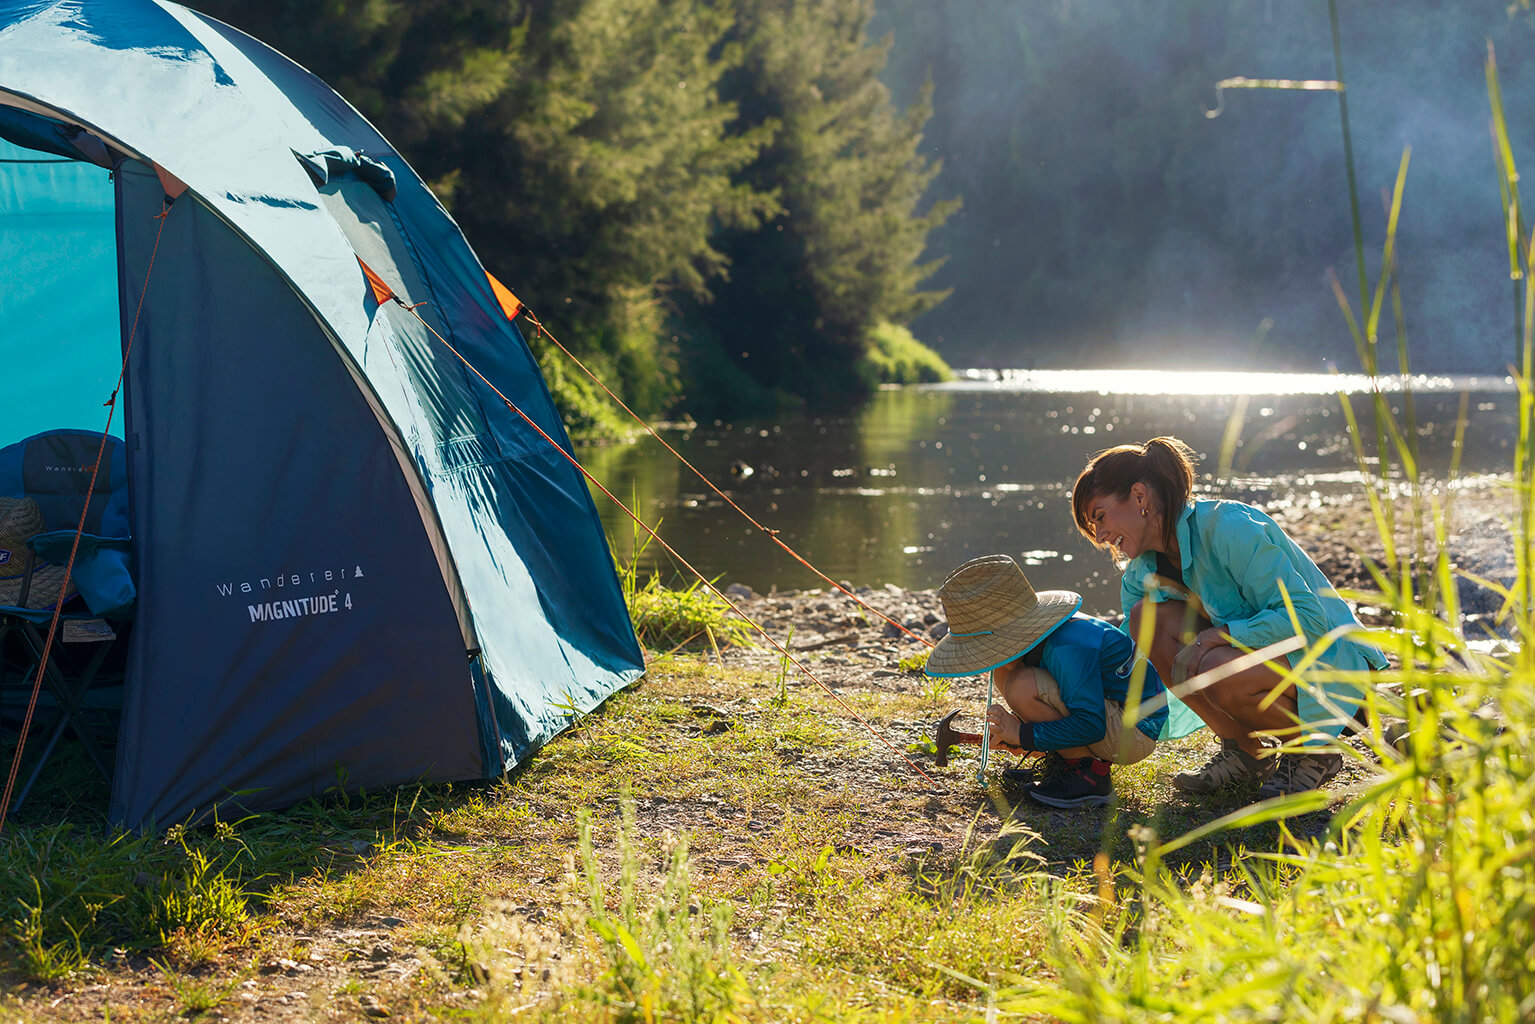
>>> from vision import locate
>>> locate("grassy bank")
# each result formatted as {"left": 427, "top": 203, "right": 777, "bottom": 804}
{"left": 0, "top": 639, "right": 1423, "bottom": 1022}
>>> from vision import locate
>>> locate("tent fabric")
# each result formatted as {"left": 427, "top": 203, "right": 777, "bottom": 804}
{"left": 0, "top": 136, "right": 123, "bottom": 441}
{"left": 0, "top": 0, "right": 645, "bottom": 826}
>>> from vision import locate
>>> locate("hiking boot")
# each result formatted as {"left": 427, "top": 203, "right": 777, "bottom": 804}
{"left": 1028, "top": 758, "right": 1113, "bottom": 808}
{"left": 1002, "top": 751, "right": 1064, "bottom": 785}
{"left": 1255, "top": 751, "right": 1343, "bottom": 799}
{"left": 1171, "top": 740, "right": 1276, "bottom": 794}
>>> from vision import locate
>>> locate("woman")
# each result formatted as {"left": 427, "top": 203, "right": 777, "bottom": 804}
{"left": 1071, "top": 436, "right": 1387, "bottom": 797}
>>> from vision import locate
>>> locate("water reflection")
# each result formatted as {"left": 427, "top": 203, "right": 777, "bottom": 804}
{"left": 582, "top": 372, "right": 1517, "bottom": 615}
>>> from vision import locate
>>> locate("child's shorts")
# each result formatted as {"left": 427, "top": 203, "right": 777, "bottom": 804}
{"left": 1034, "top": 667, "right": 1158, "bottom": 765}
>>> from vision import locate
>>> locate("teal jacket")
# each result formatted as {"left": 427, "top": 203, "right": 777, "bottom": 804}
{"left": 1121, "top": 500, "right": 1388, "bottom": 739}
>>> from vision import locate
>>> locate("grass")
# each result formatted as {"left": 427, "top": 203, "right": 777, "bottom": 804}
{"left": 616, "top": 512, "right": 758, "bottom": 653}
{"left": 1, "top": 623, "right": 1527, "bottom": 1021}
{"left": 0, "top": 654, "right": 1321, "bottom": 1019}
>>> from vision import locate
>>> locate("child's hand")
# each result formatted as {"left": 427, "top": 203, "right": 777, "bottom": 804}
{"left": 986, "top": 703, "right": 1026, "bottom": 751}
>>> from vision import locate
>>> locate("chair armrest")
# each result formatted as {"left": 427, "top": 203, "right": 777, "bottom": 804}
{"left": 29, "top": 530, "right": 136, "bottom": 620}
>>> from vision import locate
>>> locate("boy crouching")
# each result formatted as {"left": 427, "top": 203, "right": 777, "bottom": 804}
{"left": 925, "top": 554, "right": 1168, "bottom": 807}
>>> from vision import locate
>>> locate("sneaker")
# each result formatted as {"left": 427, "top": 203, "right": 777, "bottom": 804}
{"left": 1255, "top": 751, "right": 1343, "bottom": 799}
{"left": 1172, "top": 740, "right": 1277, "bottom": 794}
{"left": 1001, "top": 751, "right": 1064, "bottom": 785}
{"left": 1028, "top": 758, "right": 1113, "bottom": 808}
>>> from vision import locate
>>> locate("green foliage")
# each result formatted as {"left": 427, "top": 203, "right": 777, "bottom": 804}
{"left": 462, "top": 0, "right": 776, "bottom": 416}
{"left": 615, "top": 513, "right": 756, "bottom": 651}
{"left": 533, "top": 346, "right": 634, "bottom": 441}
{"left": 153, "top": 958, "right": 246, "bottom": 1016}
{"left": 682, "top": 0, "right": 958, "bottom": 411}
{"left": 896, "top": 646, "right": 932, "bottom": 674}
{"left": 195, "top": 0, "right": 957, "bottom": 426}
{"left": 0, "top": 818, "right": 259, "bottom": 980}
{"left": 564, "top": 801, "right": 755, "bottom": 1020}
{"left": 857, "top": 321, "right": 953, "bottom": 386}
{"left": 625, "top": 574, "right": 756, "bottom": 652}
{"left": 671, "top": 323, "right": 806, "bottom": 421}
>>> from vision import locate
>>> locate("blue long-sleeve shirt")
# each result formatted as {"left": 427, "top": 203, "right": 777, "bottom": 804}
{"left": 1121, "top": 500, "right": 1388, "bottom": 739}
{"left": 1029, "top": 613, "right": 1168, "bottom": 751}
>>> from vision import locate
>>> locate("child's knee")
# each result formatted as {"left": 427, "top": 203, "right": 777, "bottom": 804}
{"left": 1006, "top": 667, "right": 1067, "bottom": 722}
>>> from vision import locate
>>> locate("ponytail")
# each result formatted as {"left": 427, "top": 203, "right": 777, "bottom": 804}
{"left": 1071, "top": 436, "right": 1196, "bottom": 551}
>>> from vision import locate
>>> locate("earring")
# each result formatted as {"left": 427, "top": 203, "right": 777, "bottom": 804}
{"left": 1140, "top": 508, "right": 1147, "bottom": 518}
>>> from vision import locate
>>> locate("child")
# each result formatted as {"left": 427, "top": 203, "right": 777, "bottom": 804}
{"left": 925, "top": 554, "right": 1169, "bottom": 807}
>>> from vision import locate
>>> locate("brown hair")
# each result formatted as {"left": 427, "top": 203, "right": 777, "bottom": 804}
{"left": 1071, "top": 436, "right": 1196, "bottom": 552}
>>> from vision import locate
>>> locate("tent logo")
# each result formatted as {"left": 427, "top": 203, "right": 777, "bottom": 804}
{"left": 248, "top": 592, "right": 351, "bottom": 623}
{"left": 0, "top": 549, "right": 10, "bottom": 566}
{"left": 44, "top": 464, "right": 93, "bottom": 474}
{"left": 214, "top": 564, "right": 366, "bottom": 597}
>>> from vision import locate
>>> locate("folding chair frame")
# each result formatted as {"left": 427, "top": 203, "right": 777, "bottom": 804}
{"left": 0, "top": 610, "right": 117, "bottom": 813}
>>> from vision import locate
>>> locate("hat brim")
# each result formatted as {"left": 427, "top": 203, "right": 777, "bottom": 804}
{"left": 925, "top": 590, "right": 1082, "bottom": 678}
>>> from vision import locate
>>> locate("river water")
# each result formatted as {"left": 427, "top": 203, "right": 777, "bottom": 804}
{"left": 582, "top": 369, "right": 1518, "bottom": 616}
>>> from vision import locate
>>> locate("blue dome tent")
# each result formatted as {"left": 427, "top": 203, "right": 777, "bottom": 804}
{"left": 0, "top": 0, "right": 644, "bottom": 826}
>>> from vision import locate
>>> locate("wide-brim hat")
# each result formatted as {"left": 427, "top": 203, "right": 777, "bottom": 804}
{"left": 0, "top": 496, "right": 43, "bottom": 573}
{"left": 0, "top": 495, "right": 77, "bottom": 610}
{"left": 925, "top": 554, "right": 1081, "bottom": 677}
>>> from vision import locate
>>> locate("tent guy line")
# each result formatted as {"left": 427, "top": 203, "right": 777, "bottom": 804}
{"left": 522, "top": 308, "right": 937, "bottom": 652}
{"left": 0, "top": 195, "right": 176, "bottom": 838}
{"left": 390, "top": 296, "right": 940, "bottom": 787}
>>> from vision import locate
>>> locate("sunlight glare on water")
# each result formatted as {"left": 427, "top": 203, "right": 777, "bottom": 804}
{"left": 937, "top": 367, "right": 1516, "bottom": 396}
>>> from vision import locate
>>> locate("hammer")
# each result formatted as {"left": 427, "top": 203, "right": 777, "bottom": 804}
{"left": 934, "top": 710, "right": 1026, "bottom": 766}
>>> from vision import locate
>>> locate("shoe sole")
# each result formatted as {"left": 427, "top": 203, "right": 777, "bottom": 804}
{"left": 1171, "top": 775, "right": 1270, "bottom": 795}
{"left": 1027, "top": 790, "right": 1112, "bottom": 809}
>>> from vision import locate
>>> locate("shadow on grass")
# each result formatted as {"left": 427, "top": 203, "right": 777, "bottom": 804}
{"left": 915, "top": 735, "right": 1353, "bottom": 879}
{"left": 0, "top": 730, "right": 507, "bottom": 984}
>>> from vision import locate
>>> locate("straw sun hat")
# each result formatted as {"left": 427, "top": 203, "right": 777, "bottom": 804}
{"left": 925, "top": 554, "right": 1081, "bottom": 678}
{"left": 0, "top": 495, "right": 75, "bottom": 610}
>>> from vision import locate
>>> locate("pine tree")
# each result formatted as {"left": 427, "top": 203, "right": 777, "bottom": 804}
{"left": 452, "top": 0, "right": 774, "bottom": 417}
{"left": 193, "top": 0, "right": 772, "bottom": 423}
{"left": 679, "top": 0, "right": 956, "bottom": 414}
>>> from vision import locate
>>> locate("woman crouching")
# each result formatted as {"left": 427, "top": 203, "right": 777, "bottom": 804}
{"left": 1071, "top": 436, "right": 1387, "bottom": 798}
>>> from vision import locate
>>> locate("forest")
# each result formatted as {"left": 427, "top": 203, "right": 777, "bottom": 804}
{"left": 193, "top": 1, "right": 1535, "bottom": 431}
{"left": 193, "top": 0, "right": 956, "bottom": 433}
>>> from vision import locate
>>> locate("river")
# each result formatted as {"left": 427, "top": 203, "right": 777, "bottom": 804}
{"left": 582, "top": 369, "right": 1518, "bottom": 616}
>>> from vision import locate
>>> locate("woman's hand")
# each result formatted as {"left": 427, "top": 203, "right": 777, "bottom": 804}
{"left": 1172, "top": 627, "right": 1228, "bottom": 686}
{"left": 985, "top": 703, "right": 1028, "bottom": 752}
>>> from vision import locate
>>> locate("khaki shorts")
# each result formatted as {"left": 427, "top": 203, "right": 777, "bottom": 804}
{"left": 1034, "top": 666, "right": 1158, "bottom": 765}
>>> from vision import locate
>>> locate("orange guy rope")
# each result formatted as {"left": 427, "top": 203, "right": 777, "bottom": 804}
{"left": 0, "top": 198, "right": 175, "bottom": 836}
{"left": 522, "top": 310, "right": 935, "bottom": 650}
{"left": 404, "top": 305, "right": 939, "bottom": 786}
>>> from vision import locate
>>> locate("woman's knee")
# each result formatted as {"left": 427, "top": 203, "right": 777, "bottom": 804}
{"left": 1200, "top": 660, "right": 1298, "bottom": 729}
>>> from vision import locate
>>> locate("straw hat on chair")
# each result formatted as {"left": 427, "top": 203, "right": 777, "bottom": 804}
{"left": 0, "top": 496, "right": 76, "bottom": 610}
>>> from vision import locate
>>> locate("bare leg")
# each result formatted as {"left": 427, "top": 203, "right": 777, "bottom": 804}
{"left": 1129, "top": 598, "right": 1298, "bottom": 757}
{"left": 988, "top": 662, "right": 1091, "bottom": 760}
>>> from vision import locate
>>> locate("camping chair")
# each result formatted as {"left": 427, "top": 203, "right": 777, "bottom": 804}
{"left": 0, "top": 430, "right": 134, "bottom": 812}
